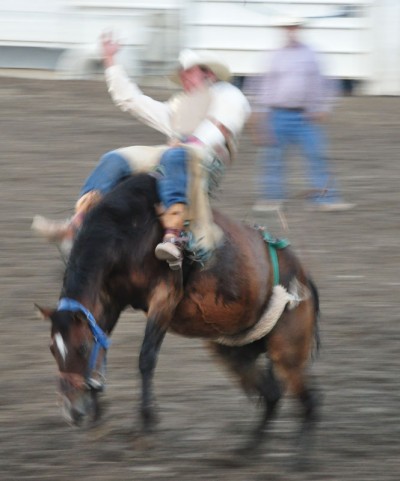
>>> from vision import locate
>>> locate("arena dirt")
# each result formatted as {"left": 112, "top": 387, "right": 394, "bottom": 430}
{"left": 1, "top": 77, "right": 399, "bottom": 480}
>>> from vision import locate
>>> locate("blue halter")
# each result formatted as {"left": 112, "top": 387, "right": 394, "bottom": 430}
{"left": 57, "top": 297, "right": 111, "bottom": 385}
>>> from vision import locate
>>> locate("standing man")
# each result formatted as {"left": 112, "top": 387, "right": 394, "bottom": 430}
{"left": 33, "top": 34, "right": 251, "bottom": 269}
{"left": 251, "top": 17, "right": 354, "bottom": 212}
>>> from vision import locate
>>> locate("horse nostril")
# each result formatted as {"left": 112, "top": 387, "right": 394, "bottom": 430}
{"left": 71, "top": 408, "right": 85, "bottom": 426}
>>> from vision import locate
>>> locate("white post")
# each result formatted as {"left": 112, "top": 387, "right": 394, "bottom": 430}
{"left": 368, "top": 0, "right": 400, "bottom": 95}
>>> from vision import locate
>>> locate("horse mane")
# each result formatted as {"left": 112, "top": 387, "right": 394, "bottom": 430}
{"left": 63, "top": 174, "right": 162, "bottom": 298}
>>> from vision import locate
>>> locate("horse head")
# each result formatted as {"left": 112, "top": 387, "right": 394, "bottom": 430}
{"left": 37, "top": 300, "right": 111, "bottom": 425}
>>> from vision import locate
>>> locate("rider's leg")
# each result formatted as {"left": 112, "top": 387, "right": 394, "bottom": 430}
{"left": 154, "top": 147, "right": 188, "bottom": 270}
{"left": 32, "top": 190, "right": 103, "bottom": 244}
{"left": 78, "top": 150, "right": 133, "bottom": 197}
{"left": 32, "top": 150, "right": 132, "bottom": 242}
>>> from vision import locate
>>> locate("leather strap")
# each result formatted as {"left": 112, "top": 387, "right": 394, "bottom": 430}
{"left": 208, "top": 117, "right": 236, "bottom": 163}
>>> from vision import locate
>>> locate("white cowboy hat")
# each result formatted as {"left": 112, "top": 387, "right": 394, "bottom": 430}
{"left": 272, "top": 16, "right": 306, "bottom": 27}
{"left": 170, "top": 49, "right": 231, "bottom": 84}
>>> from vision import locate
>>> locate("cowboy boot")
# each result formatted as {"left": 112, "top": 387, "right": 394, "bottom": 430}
{"left": 32, "top": 190, "right": 102, "bottom": 249}
{"left": 155, "top": 203, "right": 187, "bottom": 270}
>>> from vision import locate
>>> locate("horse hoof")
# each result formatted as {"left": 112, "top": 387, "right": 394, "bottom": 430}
{"left": 209, "top": 453, "right": 249, "bottom": 468}
{"left": 234, "top": 441, "right": 261, "bottom": 460}
{"left": 86, "top": 423, "right": 112, "bottom": 441}
{"left": 290, "top": 455, "right": 314, "bottom": 472}
{"left": 132, "top": 433, "right": 156, "bottom": 451}
{"left": 140, "top": 406, "right": 160, "bottom": 430}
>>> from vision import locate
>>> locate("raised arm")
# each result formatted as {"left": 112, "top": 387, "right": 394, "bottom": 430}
{"left": 101, "top": 33, "right": 173, "bottom": 137}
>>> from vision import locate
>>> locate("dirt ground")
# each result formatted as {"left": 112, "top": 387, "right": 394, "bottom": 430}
{"left": 1, "top": 77, "right": 399, "bottom": 481}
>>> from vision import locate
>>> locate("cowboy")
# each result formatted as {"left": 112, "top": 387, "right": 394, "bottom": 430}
{"left": 32, "top": 34, "right": 251, "bottom": 269}
{"left": 249, "top": 17, "right": 354, "bottom": 212}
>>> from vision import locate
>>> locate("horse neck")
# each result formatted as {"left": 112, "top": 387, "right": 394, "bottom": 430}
{"left": 61, "top": 175, "right": 163, "bottom": 317}
{"left": 62, "top": 252, "right": 107, "bottom": 320}
{"left": 62, "top": 218, "right": 162, "bottom": 318}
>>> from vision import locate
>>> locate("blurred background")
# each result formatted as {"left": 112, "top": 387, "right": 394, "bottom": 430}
{"left": 0, "top": 0, "right": 399, "bottom": 94}
{"left": 1, "top": 2, "right": 400, "bottom": 481}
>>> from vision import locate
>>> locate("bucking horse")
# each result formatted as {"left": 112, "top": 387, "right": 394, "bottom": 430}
{"left": 37, "top": 172, "right": 320, "bottom": 459}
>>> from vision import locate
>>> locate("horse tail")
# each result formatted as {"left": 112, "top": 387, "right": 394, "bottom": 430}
{"left": 307, "top": 276, "right": 321, "bottom": 359}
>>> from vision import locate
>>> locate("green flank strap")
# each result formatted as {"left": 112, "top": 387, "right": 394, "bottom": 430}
{"left": 261, "top": 231, "right": 290, "bottom": 286}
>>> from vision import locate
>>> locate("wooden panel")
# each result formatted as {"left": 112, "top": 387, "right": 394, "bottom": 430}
{"left": 186, "top": 0, "right": 373, "bottom": 78}
{"left": 69, "top": 0, "right": 182, "bottom": 9}
{"left": 0, "top": 9, "right": 149, "bottom": 47}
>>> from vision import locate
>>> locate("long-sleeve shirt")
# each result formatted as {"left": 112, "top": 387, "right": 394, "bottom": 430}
{"left": 105, "top": 65, "right": 251, "bottom": 152}
{"left": 256, "top": 42, "right": 332, "bottom": 114}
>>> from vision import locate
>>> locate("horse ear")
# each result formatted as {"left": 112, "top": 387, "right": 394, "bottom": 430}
{"left": 35, "top": 304, "right": 55, "bottom": 321}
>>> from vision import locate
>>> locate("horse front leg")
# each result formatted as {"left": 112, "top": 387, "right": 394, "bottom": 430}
{"left": 138, "top": 317, "right": 167, "bottom": 430}
{"left": 138, "top": 279, "right": 182, "bottom": 433}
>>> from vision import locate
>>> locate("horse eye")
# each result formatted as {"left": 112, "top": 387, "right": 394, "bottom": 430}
{"left": 77, "top": 343, "right": 89, "bottom": 357}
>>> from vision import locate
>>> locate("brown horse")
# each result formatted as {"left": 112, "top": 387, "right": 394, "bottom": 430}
{"left": 37, "top": 173, "right": 320, "bottom": 455}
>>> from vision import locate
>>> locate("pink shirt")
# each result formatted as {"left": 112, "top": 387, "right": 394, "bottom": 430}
{"left": 256, "top": 42, "right": 333, "bottom": 113}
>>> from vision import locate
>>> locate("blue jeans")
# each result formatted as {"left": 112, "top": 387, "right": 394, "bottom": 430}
{"left": 80, "top": 147, "right": 190, "bottom": 209}
{"left": 157, "top": 147, "right": 188, "bottom": 209}
{"left": 261, "top": 109, "right": 340, "bottom": 204}
{"left": 80, "top": 150, "right": 132, "bottom": 197}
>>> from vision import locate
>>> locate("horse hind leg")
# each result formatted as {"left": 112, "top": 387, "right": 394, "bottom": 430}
{"left": 274, "top": 361, "right": 320, "bottom": 469}
{"left": 208, "top": 341, "right": 283, "bottom": 452}
{"left": 267, "top": 302, "right": 320, "bottom": 466}
{"left": 255, "top": 362, "right": 282, "bottom": 437}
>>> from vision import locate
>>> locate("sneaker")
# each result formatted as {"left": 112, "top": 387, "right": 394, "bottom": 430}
{"left": 252, "top": 200, "right": 283, "bottom": 212}
{"left": 311, "top": 202, "right": 355, "bottom": 212}
{"left": 31, "top": 215, "right": 71, "bottom": 242}
{"left": 155, "top": 240, "right": 183, "bottom": 270}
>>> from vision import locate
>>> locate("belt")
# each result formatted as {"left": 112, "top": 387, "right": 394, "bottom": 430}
{"left": 272, "top": 107, "right": 304, "bottom": 113}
